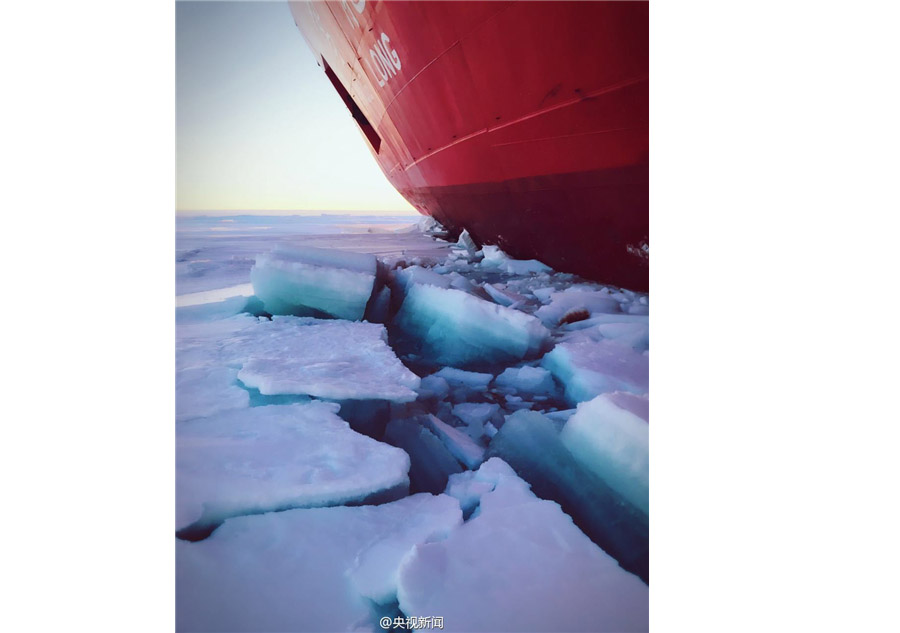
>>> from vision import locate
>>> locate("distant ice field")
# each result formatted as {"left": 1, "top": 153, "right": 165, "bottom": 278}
{"left": 176, "top": 214, "right": 448, "bottom": 296}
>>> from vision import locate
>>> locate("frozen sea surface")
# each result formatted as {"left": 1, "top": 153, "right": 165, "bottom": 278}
{"left": 177, "top": 214, "right": 449, "bottom": 295}
{"left": 175, "top": 214, "right": 649, "bottom": 631}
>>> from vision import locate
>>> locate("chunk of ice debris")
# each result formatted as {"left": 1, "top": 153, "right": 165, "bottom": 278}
{"left": 542, "top": 338, "right": 649, "bottom": 404}
{"left": 250, "top": 245, "right": 376, "bottom": 320}
{"left": 416, "top": 375, "right": 450, "bottom": 400}
{"left": 423, "top": 414, "right": 486, "bottom": 469}
{"left": 234, "top": 317, "right": 420, "bottom": 402}
{"left": 564, "top": 320, "right": 650, "bottom": 352}
{"left": 176, "top": 366, "right": 249, "bottom": 422}
{"left": 177, "top": 494, "right": 462, "bottom": 632}
{"left": 176, "top": 403, "right": 410, "bottom": 532}
{"left": 480, "top": 244, "right": 552, "bottom": 275}
{"left": 456, "top": 228, "right": 479, "bottom": 255}
{"left": 397, "top": 458, "right": 649, "bottom": 632}
{"left": 561, "top": 394, "right": 649, "bottom": 514}
{"left": 482, "top": 282, "right": 528, "bottom": 307}
{"left": 434, "top": 367, "right": 493, "bottom": 390}
{"left": 487, "top": 410, "right": 649, "bottom": 581}
{"left": 452, "top": 402, "right": 500, "bottom": 440}
{"left": 494, "top": 365, "right": 555, "bottom": 395}
{"left": 385, "top": 417, "right": 464, "bottom": 494}
{"left": 534, "top": 287, "right": 622, "bottom": 326}
{"left": 393, "top": 264, "right": 454, "bottom": 292}
{"left": 395, "top": 284, "right": 549, "bottom": 368}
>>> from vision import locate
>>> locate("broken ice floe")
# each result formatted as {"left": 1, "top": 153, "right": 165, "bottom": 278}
{"left": 177, "top": 315, "right": 420, "bottom": 406}
{"left": 176, "top": 217, "right": 651, "bottom": 628}
{"left": 234, "top": 317, "right": 420, "bottom": 402}
{"left": 395, "top": 283, "right": 549, "bottom": 368}
{"left": 177, "top": 493, "right": 462, "bottom": 632}
{"left": 250, "top": 245, "right": 377, "bottom": 320}
{"left": 488, "top": 410, "right": 649, "bottom": 581}
{"left": 176, "top": 402, "right": 410, "bottom": 534}
{"left": 494, "top": 365, "right": 556, "bottom": 395}
{"left": 397, "top": 459, "right": 649, "bottom": 632}
{"left": 561, "top": 393, "right": 650, "bottom": 515}
{"left": 542, "top": 338, "right": 649, "bottom": 404}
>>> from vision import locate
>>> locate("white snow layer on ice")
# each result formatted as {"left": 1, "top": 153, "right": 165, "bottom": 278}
{"left": 177, "top": 494, "right": 462, "bottom": 632}
{"left": 396, "top": 283, "right": 549, "bottom": 367}
{"left": 542, "top": 338, "right": 649, "bottom": 403}
{"left": 250, "top": 245, "right": 377, "bottom": 320}
{"left": 479, "top": 245, "right": 552, "bottom": 275}
{"left": 561, "top": 394, "right": 649, "bottom": 514}
{"left": 176, "top": 366, "right": 250, "bottom": 422}
{"left": 177, "top": 315, "right": 420, "bottom": 404}
{"left": 235, "top": 317, "right": 420, "bottom": 402}
{"left": 397, "top": 458, "right": 649, "bottom": 632}
{"left": 176, "top": 402, "right": 410, "bottom": 530}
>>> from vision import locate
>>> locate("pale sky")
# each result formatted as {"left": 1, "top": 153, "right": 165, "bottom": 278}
{"left": 176, "top": 1, "right": 416, "bottom": 214}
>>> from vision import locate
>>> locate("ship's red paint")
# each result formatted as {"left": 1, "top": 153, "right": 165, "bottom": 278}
{"left": 289, "top": 0, "right": 648, "bottom": 290}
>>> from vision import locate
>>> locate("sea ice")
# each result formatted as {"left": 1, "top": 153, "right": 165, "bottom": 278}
{"left": 393, "top": 264, "right": 455, "bottom": 293}
{"left": 434, "top": 367, "right": 493, "bottom": 390}
{"left": 487, "top": 410, "right": 649, "bottom": 580}
{"left": 176, "top": 366, "right": 249, "bottom": 422}
{"left": 416, "top": 375, "right": 450, "bottom": 400}
{"left": 423, "top": 414, "right": 486, "bottom": 469}
{"left": 395, "top": 284, "right": 549, "bottom": 367}
{"left": 542, "top": 338, "right": 649, "bottom": 404}
{"left": 231, "top": 317, "right": 420, "bottom": 402}
{"left": 176, "top": 402, "right": 410, "bottom": 533}
{"left": 561, "top": 394, "right": 649, "bottom": 514}
{"left": 177, "top": 493, "right": 462, "bottom": 632}
{"left": 385, "top": 417, "right": 464, "bottom": 493}
{"left": 396, "top": 458, "right": 649, "bottom": 632}
{"left": 481, "top": 282, "right": 528, "bottom": 307}
{"left": 607, "top": 390, "right": 650, "bottom": 422}
{"left": 494, "top": 365, "right": 556, "bottom": 395}
{"left": 534, "top": 286, "right": 622, "bottom": 326}
{"left": 451, "top": 402, "right": 500, "bottom": 440}
{"left": 250, "top": 245, "right": 377, "bottom": 320}
{"left": 479, "top": 245, "right": 552, "bottom": 275}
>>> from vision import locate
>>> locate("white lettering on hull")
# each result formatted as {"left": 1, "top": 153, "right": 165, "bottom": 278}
{"left": 365, "top": 32, "right": 401, "bottom": 88}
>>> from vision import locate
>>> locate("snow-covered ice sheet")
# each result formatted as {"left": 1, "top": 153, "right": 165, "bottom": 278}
{"left": 177, "top": 315, "right": 420, "bottom": 403}
{"left": 561, "top": 394, "right": 649, "bottom": 514}
{"left": 235, "top": 317, "right": 420, "bottom": 402}
{"left": 176, "top": 214, "right": 447, "bottom": 295}
{"left": 397, "top": 458, "right": 649, "bottom": 632}
{"left": 177, "top": 493, "right": 462, "bottom": 632}
{"left": 251, "top": 245, "right": 377, "bottom": 320}
{"left": 176, "top": 366, "right": 249, "bottom": 422}
{"left": 542, "top": 338, "right": 649, "bottom": 404}
{"left": 396, "top": 283, "right": 549, "bottom": 367}
{"left": 176, "top": 402, "right": 410, "bottom": 531}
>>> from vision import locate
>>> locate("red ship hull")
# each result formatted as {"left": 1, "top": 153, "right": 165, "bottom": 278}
{"left": 289, "top": 1, "right": 648, "bottom": 290}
